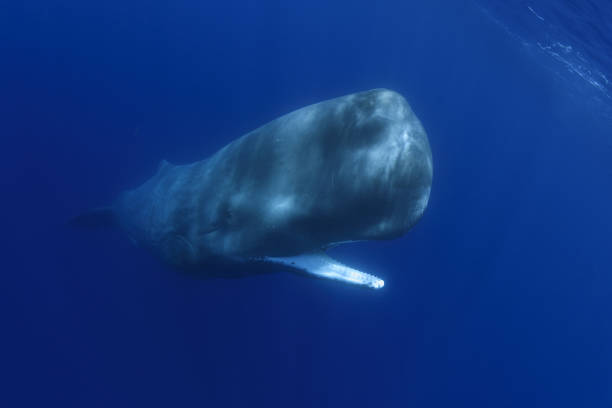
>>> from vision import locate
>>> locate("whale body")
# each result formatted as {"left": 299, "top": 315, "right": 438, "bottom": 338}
{"left": 74, "top": 89, "right": 433, "bottom": 289}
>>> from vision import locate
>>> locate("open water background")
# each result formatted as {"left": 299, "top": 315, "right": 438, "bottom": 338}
{"left": 2, "top": 1, "right": 611, "bottom": 406}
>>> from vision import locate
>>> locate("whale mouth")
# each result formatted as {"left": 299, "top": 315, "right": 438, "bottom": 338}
{"left": 371, "top": 279, "right": 385, "bottom": 289}
{"left": 265, "top": 252, "right": 385, "bottom": 289}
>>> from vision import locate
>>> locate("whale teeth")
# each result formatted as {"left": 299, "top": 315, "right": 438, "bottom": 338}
{"left": 265, "top": 252, "right": 385, "bottom": 289}
{"left": 372, "top": 279, "right": 385, "bottom": 289}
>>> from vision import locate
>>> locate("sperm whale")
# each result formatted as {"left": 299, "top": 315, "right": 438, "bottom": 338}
{"left": 73, "top": 89, "right": 433, "bottom": 289}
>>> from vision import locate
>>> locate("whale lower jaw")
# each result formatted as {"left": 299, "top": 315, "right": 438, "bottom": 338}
{"left": 264, "top": 252, "right": 384, "bottom": 289}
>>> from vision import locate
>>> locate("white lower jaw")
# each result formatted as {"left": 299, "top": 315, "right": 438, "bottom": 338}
{"left": 265, "top": 252, "right": 385, "bottom": 289}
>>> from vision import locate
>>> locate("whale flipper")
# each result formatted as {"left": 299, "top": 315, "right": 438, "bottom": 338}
{"left": 265, "top": 252, "right": 384, "bottom": 289}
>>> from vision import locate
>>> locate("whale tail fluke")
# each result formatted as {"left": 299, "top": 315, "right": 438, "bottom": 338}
{"left": 69, "top": 207, "right": 116, "bottom": 229}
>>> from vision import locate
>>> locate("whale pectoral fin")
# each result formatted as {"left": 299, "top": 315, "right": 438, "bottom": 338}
{"left": 265, "top": 252, "right": 384, "bottom": 289}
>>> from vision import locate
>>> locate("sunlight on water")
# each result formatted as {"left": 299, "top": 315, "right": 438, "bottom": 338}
{"left": 476, "top": 0, "right": 612, "bottom": 119}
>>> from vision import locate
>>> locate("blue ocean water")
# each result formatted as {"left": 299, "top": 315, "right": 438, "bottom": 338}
{"left": 1, "top": 1, "right": 611, "bottom": 407}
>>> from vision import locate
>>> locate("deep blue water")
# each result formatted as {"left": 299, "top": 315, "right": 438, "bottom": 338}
{"left": 2, "top": 1, "right": 611, "bottom": 407}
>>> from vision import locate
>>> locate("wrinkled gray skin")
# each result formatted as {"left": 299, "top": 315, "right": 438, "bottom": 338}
{"left": 114, "top": 89, "right": 432, "bottom": 271}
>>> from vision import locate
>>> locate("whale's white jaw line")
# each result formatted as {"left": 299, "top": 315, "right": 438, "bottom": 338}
{"left": 371, "top": 279, "right": 385, "bottom": 289}
{"left": 265, "top": 252, "right": 385, "bottom": 290}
